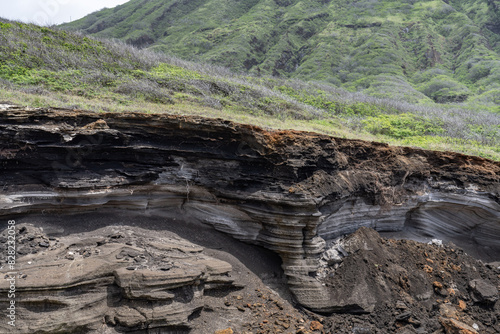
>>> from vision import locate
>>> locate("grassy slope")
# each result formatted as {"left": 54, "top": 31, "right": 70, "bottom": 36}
{"left": 1, "top": 19, "right": 499, "bottom": 160}
{"left": 61, "top": 0, "right": 500, "bottom": 110}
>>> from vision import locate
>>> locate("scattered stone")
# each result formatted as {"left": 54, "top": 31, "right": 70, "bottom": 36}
{"left": 408, "top": 317, "right": 421, "bottom": 327}
{"left": 433, "top": 281, "right": 444, "bottom": 289}
{"left": 215, "top": 328, "right": 234, "bottom": 334}
{"left": 396, "top": 326, "right": 417, "bottom": 334}
{"left": 396, "top": 301, "right": 409, "bottom": 310}
{"left": 439, "top": 317, "right": 478, "bottom": 334}
{"left": 396, "top": 311, "right": 412, "bottom": 322}
{"left": 310, "top": 320, "right": 323, "bottom": 331}
{"left": 39, "top": 241, "right": 50, "bottom": 248}
{"left": 486, "top": 262, "right": 500, "bottom": 270}
{"left": 429, "top": 239, "right": 443, "bottom": 247}
{"left": 321, "top": 239, "right": 348, "bottom": 265}
{"left": 439, "top": 304, "right": 458, "bottom": 319}
{"left": 469, "top": 279, "right": 498, "bottom": 304}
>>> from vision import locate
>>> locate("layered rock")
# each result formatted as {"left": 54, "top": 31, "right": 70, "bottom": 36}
{"left": 0, "top": 107, "right": 499, "bottom": 315}
{"left": 0, "top": 224, "right": 239, "bottom": 333}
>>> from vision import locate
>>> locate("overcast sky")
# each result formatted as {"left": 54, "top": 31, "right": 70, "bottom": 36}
{"left": 0, "top": 0, "right": 130, "bottom": 25}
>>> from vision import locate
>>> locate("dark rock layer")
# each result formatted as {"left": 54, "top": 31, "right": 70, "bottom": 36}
{"left": 1, "top": 107, "right": 499, "bottom": 315}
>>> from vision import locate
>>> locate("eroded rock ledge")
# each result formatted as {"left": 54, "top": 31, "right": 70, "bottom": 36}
{"left": 1, "top": 107, "right": 499, "bottom": 315}
{"left": 1, "top": 224, "right": 239, "bottom": 333}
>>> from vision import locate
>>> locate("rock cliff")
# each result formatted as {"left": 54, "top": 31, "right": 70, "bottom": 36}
{"left": 0, "top": 107, "right": 499, "bottom": 333}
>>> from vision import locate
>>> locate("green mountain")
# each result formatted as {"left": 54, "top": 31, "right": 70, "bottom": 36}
{"left": 0, "top": 19, "right": 499, "bottom": 159}
{"left": 62, "top": 0, "right": 500, "bottom": 107}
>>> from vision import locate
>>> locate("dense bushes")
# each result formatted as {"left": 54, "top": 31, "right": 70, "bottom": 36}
{"left": 362, "top": 114, "right": 444, "bottom": 138}
{"left": 417, "top": 75, "right": 471, "bottom": 102}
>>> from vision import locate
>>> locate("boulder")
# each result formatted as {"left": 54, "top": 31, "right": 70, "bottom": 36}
{"left": 469, "top": 279, "right": 498, "bottom": 304}
{"left": 439, "top": 317, "right": 478, "bottom": 334}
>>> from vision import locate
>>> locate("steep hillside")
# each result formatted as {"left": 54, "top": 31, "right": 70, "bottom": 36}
{"left": 62, "top": 0, "right": 500, "bottom": 107}
{"left": 1, "top": 19, "right": 499, "bottom": 159}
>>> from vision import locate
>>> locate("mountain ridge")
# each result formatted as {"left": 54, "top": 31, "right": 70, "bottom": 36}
{"left": 62, "top": 0, "right": 500, "bottom": 107}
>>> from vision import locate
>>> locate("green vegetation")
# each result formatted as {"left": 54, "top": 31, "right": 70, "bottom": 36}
{"left": 0, "top": 18, "right": 499, "bottom": 160}
{"left": 275, "top": 85, "right": 382, "bottom": 116}
{"left": 362, "top": 114, "right": 445, "bottom": 139}
{"left": 61, "top": 0, "right": 500, "bottom": 111}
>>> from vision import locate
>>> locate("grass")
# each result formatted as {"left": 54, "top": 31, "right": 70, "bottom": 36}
{"left": 60, "top": 0, "right": 500, "bottom": 110}
{"left": 1, "top": 18, "right": 499, "bottom": 161}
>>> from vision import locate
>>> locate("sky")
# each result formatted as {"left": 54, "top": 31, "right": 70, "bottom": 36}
{"left": 0, "top": 0, "right": 130, "bottom": 26}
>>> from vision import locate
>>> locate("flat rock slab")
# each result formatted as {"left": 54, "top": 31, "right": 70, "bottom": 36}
{"left": 469, "top": 279, "right": 499, "bottom": 304}
{"left": 0, "top": 224, "right": 239, "bottom": 333}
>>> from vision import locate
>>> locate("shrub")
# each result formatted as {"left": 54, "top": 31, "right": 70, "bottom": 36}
{"left": 417, "top": 75, "right": 471, "bottom": 103}
{"left": 114, "top": 80, "right": 173, "bottom": 104}
{"left": 362, "top": 113, "right": 445, "bottom": 138}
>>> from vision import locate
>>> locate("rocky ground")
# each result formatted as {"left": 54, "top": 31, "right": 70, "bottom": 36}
{"left": 321, "top": 228, "right": 500, "bottom": 334}
{"left": 1, "top": 223, "right": 498, "bottom": 334}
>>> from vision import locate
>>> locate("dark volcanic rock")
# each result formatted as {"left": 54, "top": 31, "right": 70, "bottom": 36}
{"left": 469, "top": 279, "right": 499, "bottom": 304}
{"left": 0, "top": 107, "right": 499, "bottom": 333}
{"left": 322, "top": 228, "right": 500, "bottom": 333}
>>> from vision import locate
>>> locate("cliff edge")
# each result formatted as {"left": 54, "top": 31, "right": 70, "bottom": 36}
{"left": 0, "top": 107, "right": 499, "bottom": 333}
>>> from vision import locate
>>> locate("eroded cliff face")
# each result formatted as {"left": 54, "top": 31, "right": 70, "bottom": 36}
{"left": 0, "top": 107, "right": 499, "bottom": 331}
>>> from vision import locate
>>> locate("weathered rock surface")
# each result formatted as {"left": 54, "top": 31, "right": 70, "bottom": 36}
{"left": 0, "top": 107, "right": 499, "bottom": 332}
{"left": 440, "top": 317, "right": 479, "bottom": 334}
{"left": 0, "top": 224, "right": 242, "bottom": 333}
{"left": 469, "top": 279, "right": 499, "bottom": 304}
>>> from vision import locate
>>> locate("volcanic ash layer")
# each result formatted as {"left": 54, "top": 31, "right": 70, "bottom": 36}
{"left": 0, "top": 107, "right": 499, "bottom": 333}
{"left": 0, "top": 224, "right": 498, "bottom": 334}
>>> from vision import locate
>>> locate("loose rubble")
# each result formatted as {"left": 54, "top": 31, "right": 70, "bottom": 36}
{"left": 1, "top": 225, "right": 498, "bottom": 333}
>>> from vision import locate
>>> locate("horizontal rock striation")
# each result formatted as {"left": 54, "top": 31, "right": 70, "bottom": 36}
{"left": 1, "top": 107, "right": 499, "bottom": 315}
{"left": 0, "top": 225, "right": 240, "bottom": 333}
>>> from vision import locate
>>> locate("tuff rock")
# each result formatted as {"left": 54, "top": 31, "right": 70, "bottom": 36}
{"left": 0, "top": 107, "right": 499, "bottom": 332}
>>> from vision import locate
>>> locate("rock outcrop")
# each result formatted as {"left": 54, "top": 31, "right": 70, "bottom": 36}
{"left": 0, "top": 224, "right": 241, "bottom": 333}
{"left": 0, "top": 107, "right": 499, "bottom": 328}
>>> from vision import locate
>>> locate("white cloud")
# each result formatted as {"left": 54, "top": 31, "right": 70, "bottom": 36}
{"left": 0, "top": 0, "right": 129, "bottom": 25}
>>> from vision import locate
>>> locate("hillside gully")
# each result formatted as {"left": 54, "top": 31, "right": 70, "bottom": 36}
{"left": 0, "top": 106, "right": 499, "bottom": 334}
